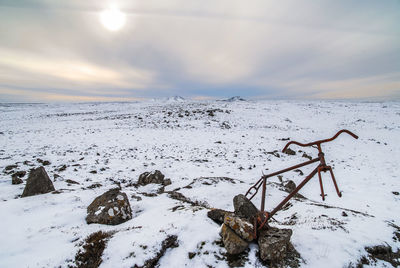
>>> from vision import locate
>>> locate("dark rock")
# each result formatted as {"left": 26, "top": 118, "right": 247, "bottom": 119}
{"left": 258, "top": 227, "right": 293, "bottom": 262}
{"left": 12, "top": 170, "right": 26, "bottom": 178}
{"left": 284, "top": 180, "right": 297, "bottom": 193}
{"left": 220, "top": 224, "right": 249, "bottom": 255}
{"left": 224, "top": 215, "right": 255, "bottom": 242}
{"left": 57, "top": 165, "right": 67, "bottom": 172}
{"left": 302, "top": 152, "right": 312, "bottom": 160}
{"left": 163, "top": 178, "right": 172, "bottom": 186}
{"left": 4, "top": 164, "right": 18, "bottom": 171}
{"left": 12, "top": 175, "right": 23, "bottom": 185}
{"left": 86, "top": 188, "right": 132, "bottom": 225}
{"left": 137, "top": 170, "right": 165, "bottom": 185}
{"left": 21, "top": 167, "right": 55, "bottom": 197}
{"left": 37, "top": 159, "right": 51, "bottom": 166}
{"left": 11, "top": 170, "right": 25, "bottom": 184}
{"left": 207, "top": 208, "right": 233, "bottom": 225}
{"left": 284, "top": 148, "right": 296, "bottom": 155}
{"left": 23, "top": 160, "right": 34, "bottom": 166}
{"left": 87, "top": 183, "right": 102, "bottom": 189}
{"left": 131, "top": 194, "right": 142, "bottom": 201}
{"left": 233, "top": 194, "right": 259, "bottom": 221}
{"left": 392, "top": 191, "right": 399, "bottom": 196}
{"left": 188, "top": 252, "right": 196, "bottom": 259}
{"left": 294, "top": 169, "right": 304, "bottom": 176}
{"left": 342, "top": 211, "right": 348, "bottom": 217}
{"left": 66, "top": 179, "right": 80, "bottom": 185}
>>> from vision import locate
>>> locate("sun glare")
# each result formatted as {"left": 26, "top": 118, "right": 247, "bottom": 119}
{"left": 100, "top": 6, "right": 126, "bottom": 31}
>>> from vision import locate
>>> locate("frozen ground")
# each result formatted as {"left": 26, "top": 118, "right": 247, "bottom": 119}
{"left": 0, "top": 99, "right": 399, "bottom": 267}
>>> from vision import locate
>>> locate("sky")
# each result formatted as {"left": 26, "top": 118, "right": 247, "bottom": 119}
{"left": 0, "top": 0, "right": 399, "bottom": 102}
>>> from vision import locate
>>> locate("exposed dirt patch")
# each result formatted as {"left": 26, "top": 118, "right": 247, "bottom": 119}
{"left": 166, "top": 190, "right": 210, "bottom": 209}
{"left": 349, "top": 245, "right": 400, "bottom": 267}
{"left": 74, "top": 231, "right": 113, "bottom": 268}
{"left": 134, "top": 235, "right": 179, "bottom": 268}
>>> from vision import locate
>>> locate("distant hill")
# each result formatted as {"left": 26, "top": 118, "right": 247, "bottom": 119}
{"left": 220, "top": 96, "right": 246, "bottom": 102}
{"left": 166, "top": 96, "right": 185, "bottom": 102}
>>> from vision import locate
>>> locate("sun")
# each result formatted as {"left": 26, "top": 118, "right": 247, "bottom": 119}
{"left": 100, "top": 6, "right": 126, "bottom": 31}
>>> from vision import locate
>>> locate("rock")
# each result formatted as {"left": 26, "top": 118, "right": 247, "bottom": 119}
{"left": 12, "top": 176, "right": 23, "bottom": 184}
{"left": 37, "top": 158, "right": 51, "bottom": 166}
{"left": 258, "top": 227, "right": 293, "bottom": 262}
{"left": 65, "top": 179, "right": 80, "bottom": 185}
{"left": 138, "top": 170, "right": 165, "bottom": 185}
{"left": 21, "top": 167, "right": 55, "bottom": 197}
{"left": 86, "top": 188, "right": 132, "bottom": 225}
{"left": 302, "top": 152, "right": 312, "bottom": 160}
{"left": 284, "top": 148, "right": 296, "bottom": 155}
{"left": 207, "top": 208, "right": 233, "bottom": 225}
{"left": 163, "top": 178, "right": 172, "bottom": 186}
{"left": 4, "top": 164, "right": 18, "bottom": 172}
{"left": 57, "top": 165, "right": 67, "bottom": 172}
{"left": 11, "top": 171, "right": 26, "bottom": 185}
{"left": 233, "top": 194, "right": 259, "bottom": 221}
{"left": 284, "top": 180, "right": 296, "bottom": 193}
{"left": 224, "top": 215, "right": 255, "bottom": 242}
{"left": 87, "top": 183, "right": 102, "bottom": 189}
{"left": 220, "top": 224, "right": 249, "bottom": 255}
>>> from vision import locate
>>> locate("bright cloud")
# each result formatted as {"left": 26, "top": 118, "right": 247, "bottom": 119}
{"left": 0, "top": 0, "right": 399, "bottom": 101}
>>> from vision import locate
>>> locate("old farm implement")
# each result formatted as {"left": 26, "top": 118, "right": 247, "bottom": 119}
{"left": 245, "top": 129, "right": 358, "bottom": 233}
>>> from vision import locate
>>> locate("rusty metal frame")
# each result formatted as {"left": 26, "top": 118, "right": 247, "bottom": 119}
{"left": 245, "top": 129, "right": 358, "bottom": 231}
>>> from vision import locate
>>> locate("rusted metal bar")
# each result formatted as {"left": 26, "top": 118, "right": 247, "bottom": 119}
{"left": 264, "top": 157, "right": 320, "bottom": 179}
{"left": 317, "top": 166, "right": 326, "bottom": 201}
{"left": 282, "top": 129, "right": 358, "bottom": 153}
{"left": 327, "top": 166, "right": 342, "bottom": 197}
{"left": 260, "top": 177, "right": 267, "bottom": 212}
{"left": 246, "top": 158, "right": 320, "bottom": 201}
{"left": 269, "top": 167, "right": 319, "bottom": 218}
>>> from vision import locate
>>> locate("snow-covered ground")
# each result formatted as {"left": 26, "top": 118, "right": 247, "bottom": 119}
{"left": 0, "top": 100, "right": 399, "bottom": 267}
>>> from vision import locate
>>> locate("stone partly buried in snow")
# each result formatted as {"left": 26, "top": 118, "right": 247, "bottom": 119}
{"left": 258, "top": 227, "right": 293, "bottom": 262}
{"left": 207, "top": 208, "right": 233, "bottom": 225}
{"left": 137, "top": 170, "right": 166, "bottom": 186}
{"left": 21, "top": 167, "right": 55, "bottom": 197}
{"left": 86, "top": 188, "right": 132, "bottom": 225}
{"left": 233, "top": 194, "right": 259, "bottom": 221}
{"left": 220, "top": 223, "right": 249, "bottom": 255}
{"left": 224, "top": 215, "right": 255, "bottom": 242}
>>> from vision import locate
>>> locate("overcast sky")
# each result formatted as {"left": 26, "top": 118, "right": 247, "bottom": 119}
{"left": 0, "top": 0, "right": 399, "bottom": 102}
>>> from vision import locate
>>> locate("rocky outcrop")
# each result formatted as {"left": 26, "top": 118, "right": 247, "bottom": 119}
{"left": 224, "top": 215, "right": 255, "bottom": 242}
{"left": 21, "top": 167, "right": 55, "bottom": 197}
{"left": 86, "top": 188, "right": 132, "bottom": 225}
{"left": 137, "top": 170, "right": 165, "bottom": 185}
{"left": 220, "top": 224, "right": 249, "bottom": 255}
{"left": 258, "top": 227, "right": 293, "bottom": 262}
{"left": 233, "top": 194, "right": 259, "bottom": 221}
{"left": 211, "top": 194, "right": 298, "bottom": 265}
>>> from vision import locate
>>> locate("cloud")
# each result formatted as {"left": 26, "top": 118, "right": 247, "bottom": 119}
{"left": 0, "top": 0, "right": 399, "bottom": 101}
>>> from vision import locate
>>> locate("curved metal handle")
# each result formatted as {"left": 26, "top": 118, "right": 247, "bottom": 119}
{"left": 282, "top": 129, "right": 358, "bottom": 153}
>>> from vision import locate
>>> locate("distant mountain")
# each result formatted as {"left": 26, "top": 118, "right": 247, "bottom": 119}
{"left": 220, "top": 96, "right": 246, "bottom": 102}
{"left": 166, "top": 96, "right": 185, "bottom": 102}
